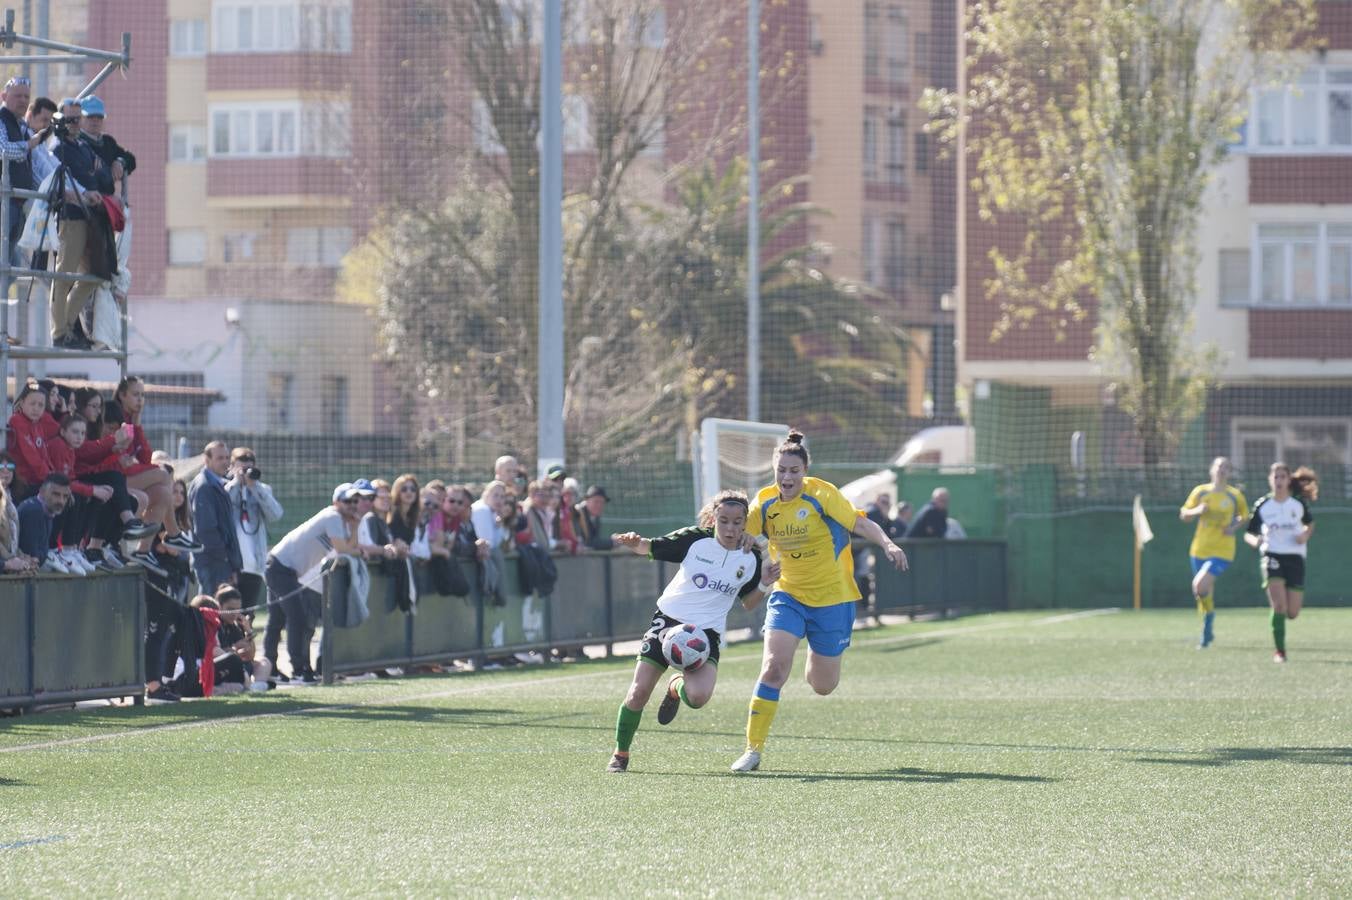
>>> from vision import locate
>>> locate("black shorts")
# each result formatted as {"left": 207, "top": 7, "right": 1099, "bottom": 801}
{"left": 637, "top": 609, "right": 721, "bottom": 670}
{"left": 1261, "top": 553, "right": 1305, "bottom": 591}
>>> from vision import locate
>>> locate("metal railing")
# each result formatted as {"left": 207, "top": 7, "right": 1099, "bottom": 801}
{"left": 0, "top": 8, "right": 132, "bottom": 418}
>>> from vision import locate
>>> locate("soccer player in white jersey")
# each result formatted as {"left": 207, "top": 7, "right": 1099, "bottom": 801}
{"left": 605, "top": 490, "right": 780, "bottom": 773}
{"left": 1244, "top": 462, "right": 1318, "bottom": 663}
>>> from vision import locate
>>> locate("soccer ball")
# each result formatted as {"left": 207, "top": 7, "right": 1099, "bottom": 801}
{"left": 661, "top": 623, "right": 711, "bottom": 671}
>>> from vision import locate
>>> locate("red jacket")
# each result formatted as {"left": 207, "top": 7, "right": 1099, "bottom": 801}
{"left": 6, "top": 412, "right": 59, "bottom": 488}
{"left": 119, "top": 422, "right": 156, "bottom": 477}
{"left": 45, "top": 436, "right": 96, "bottom": 498}
{"left": 72, "top": 431, "right": 124, "bottom": 477}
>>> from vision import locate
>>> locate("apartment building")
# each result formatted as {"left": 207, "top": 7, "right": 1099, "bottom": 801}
{"left": 958, "top": 2, "right": 1352, "bottom": 473}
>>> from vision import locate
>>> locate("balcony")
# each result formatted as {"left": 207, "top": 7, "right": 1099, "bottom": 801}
{"left": 205, "top": 265, "right": 340, "bottom": 302}
{"left": 207, "top": 158, "right": 350, "bottom": 207}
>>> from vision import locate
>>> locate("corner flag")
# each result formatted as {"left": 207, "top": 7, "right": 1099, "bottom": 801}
{"left": 1132, "top": 495, "right": 1154, "bottom": 549}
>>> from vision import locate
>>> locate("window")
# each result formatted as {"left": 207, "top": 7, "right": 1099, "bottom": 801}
{"left": 168, "top": 229, "right": 207, "bottom": 266}
{"left": 861, "top": 216, "right": 878, "bottom": 287}
{"left": 885, "top": 221, "right": 905, "bottom": 294}
{"left": 212, "top": 1, "right": 350, "bottom": 54}
{"left": 886, "top": 114, "right": 906, "bottom": 184}
{"left": 169, "top": 125, "right": 207, "bottom": 162}
{"left": 1218, "top": 248, "right": 1250, "bottom": 306}
{"left": 864, "top": 3, "right": 881, "bottom": 80}
{"left": 267, "top": 372, "right": 294, "bottom": 430}
{"left": 914, "top": 130, "right": 929, "bottom": 173}
{"left": 286, "top": 226, "right": 352, "bottom": 266}
{"left": 914, "top": 32, "right": 929, "bottom": 74}
{"left": 140, "top": 373, "right": 205, "bottom": 428}
{"left": 208, "top": 100, "right": 345, "bottom": 158}
{"left": 223, "top": 232, "right": 257, "bottom": 263}
{"left": 170, "top": 19, "right": 207, "bottom": 57}
{"left": 321, "top": 375, "right": 349, "bottom": 433}
{"left": 862, "top": 106, "right": 880, "bottom": 182}
{"left": 1252, "top": 222, "right": 1352, "bottom": 306}
{"left": 885, "top": 6, "right": 907, "bottom": 85}
{"left": 1233, "top": 418, "right": 1352, "bottom": 472}
{"left": 1249, "top": 67, "right": 1352, "bottom": 152}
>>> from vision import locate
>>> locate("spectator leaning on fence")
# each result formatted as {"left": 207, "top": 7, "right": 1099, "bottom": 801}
{"left": 904, "top": 487, "right": 950, "bottom": 539}
{"left": 77, "top": 96, "right": 135, "bottom": 185}
{"left": 264, "top": 483, "right": 361, "bottom": 683}
{"left": 189, "top": 440, "right": 243, "bottom": 594}
{"left": 574, "top": 485, "right": 615, "bottom": 550}
{"left": 224, "top": 445, "right": 283, "bottom": 612}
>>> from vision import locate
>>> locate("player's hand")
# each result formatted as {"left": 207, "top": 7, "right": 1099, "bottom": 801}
{"left": 611, "top": 532, "right": 642, "bottom": 549}
{"left": 740, "top": 533, "right": 760, "bottom": 553}
{"left": 1294, "top": 531, "right": 1310, "bottom": 545}
{"left": 760, "top": 560, "right": 781, "bottom": 587}
{"left": 884, "top": 542, "right": 908, "bottom": 571}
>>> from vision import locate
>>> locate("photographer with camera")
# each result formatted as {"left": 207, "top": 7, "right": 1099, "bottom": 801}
{"left": 48, "top": 97, "right": 114, "bottom": 349}
{"left": 224, "top": 446, "right": 284, "bottom": 615}
{"left": 188, "top": 440, "right": 243, "bottom": 595}
{"left": 25, "top": 96, "right": 57, "bottom": 186}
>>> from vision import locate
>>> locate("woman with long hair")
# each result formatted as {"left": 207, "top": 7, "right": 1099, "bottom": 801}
{"left": 104, "top": 376, "right": 203, "bottom": 568}
{"left": 729, "top": 431, "right": 908, "bottom": 774}
{"left": 1244, "top": 463, "right": 1318, "bottom": 663}
{"left": 387, "top": 473, "right": 421, "bottom": 548}
{"left": 0, "top": 451, "right": 38, "bottom": 573}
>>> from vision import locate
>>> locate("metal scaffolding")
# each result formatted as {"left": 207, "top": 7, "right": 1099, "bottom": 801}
{"left": 0, "top": 7, "right": 132, "bottom": 406}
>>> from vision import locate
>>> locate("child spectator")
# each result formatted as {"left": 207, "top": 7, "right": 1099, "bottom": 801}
{"left": 6, "top": 384, "right": 59, "bottom": 501}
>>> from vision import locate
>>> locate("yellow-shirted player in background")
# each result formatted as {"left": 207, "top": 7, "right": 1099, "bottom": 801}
{"left": 1179, "top": 457, "right": 1248, "bottom": 649}
{"left": 730, "top": 432, "right": 908, "bottom": 773}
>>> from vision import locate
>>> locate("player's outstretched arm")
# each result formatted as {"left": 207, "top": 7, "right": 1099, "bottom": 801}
{"left": 612, "top": 532, "right": 651, "bottom": 555}
{"left": 851, "top": 515, "right": 908, "bottom": 571}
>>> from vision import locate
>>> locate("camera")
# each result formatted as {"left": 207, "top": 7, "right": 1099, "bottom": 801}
{"left": 50, "top": 111, "right": 74, "bottom": 141}
{"left": 245, "top": 466, "right": 262, "bottom": 482}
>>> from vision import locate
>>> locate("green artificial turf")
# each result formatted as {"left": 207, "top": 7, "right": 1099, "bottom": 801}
{"left": 2, "top": 608, "right": 1349, "bottom": 897}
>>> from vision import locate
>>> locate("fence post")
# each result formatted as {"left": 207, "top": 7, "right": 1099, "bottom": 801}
{"left": 320, "top": 566, "right": 334, "bottom": 685}
{"left": 24, "top": 576, "right": 34, "bottom": 714}
{"left": 603, "top": 555, "right": 614, "bottom": 658}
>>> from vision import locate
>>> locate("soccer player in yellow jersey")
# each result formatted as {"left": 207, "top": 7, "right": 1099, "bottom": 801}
{"left": 730, "top": 432, "right": 908, "bottom": 773}
{"left": 1179, "top": 457, "right": 1248, "bottom": 649}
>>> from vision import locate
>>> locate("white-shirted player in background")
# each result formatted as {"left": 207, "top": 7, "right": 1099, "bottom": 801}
{"left": 604, "top": 490, "right": 780, "bottom": 773}
{"left": 1245, "top": 462, "right": 1318, "bottom": 664}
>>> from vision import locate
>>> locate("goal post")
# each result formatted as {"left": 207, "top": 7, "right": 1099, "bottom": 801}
{"left": 694, "top": 418, "right": 791, "bottom": 513}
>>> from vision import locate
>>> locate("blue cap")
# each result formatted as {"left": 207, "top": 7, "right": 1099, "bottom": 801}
{"left": 351, "top": 478, "right": 376, "bottom": 496}
{"left": 80, "top": 96, "right": 104, "bottom": 117}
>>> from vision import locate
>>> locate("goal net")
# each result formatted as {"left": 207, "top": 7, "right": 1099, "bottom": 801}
{"left": 694, "top": 418, "right": 790, "bottom": 514}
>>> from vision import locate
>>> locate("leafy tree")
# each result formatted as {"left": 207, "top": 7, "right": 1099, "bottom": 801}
{"left": 924, "top": 0, "right": 1316, "bottom": 465}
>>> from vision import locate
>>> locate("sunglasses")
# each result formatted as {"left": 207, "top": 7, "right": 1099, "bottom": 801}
{"left": 0, "top": 462, "right": 14, "bottom": 470}
{"left": 341, "top": 497, "right": 360, "bottom": 505}
{"left": 400, "top": 485, "right": 418, "bottom": 493}
{"left": 446, "top": 497, "right": 467, "bottom": 506}
{"left": 234, "top": 455, "right": 255, "bottom": 464}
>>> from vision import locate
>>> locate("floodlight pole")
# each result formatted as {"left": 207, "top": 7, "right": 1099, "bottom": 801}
{"left": 537, "top": 0, "right": 565, "bottom": 477}
{"left": 746, "top": 0, "right": 761, "bottom": 422}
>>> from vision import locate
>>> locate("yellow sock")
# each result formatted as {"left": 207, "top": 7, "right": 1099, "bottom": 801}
{"left": 746, "top": 683, "right": 781, "bottom": 751}
{"left": 1200, "top": 593, "right": 1214, "bottom": 614}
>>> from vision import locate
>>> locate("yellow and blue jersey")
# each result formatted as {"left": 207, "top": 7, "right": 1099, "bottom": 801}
{"left": 746, "top": 476, "right": 863, "bottom": 607}
{"left": 1182, "top": 483, "right": 1249, "bottom": 562}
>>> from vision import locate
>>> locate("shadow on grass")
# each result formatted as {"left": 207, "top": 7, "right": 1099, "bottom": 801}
{"left": 1133, "top": 746, "right": 1352, "bottom": 767}
{"left": 634, "top": 767, "right": 1056, "bottom": 784}
{"left": 875, "top": 638, "right": 945, "bottom": 654}
{"left": 0, "top": 776, "right": 29, "bottom": 787}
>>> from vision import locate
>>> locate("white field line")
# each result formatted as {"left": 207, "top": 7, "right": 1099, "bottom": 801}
{"left": 1, "top": 608, "right": 1118, "bottom": 754}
